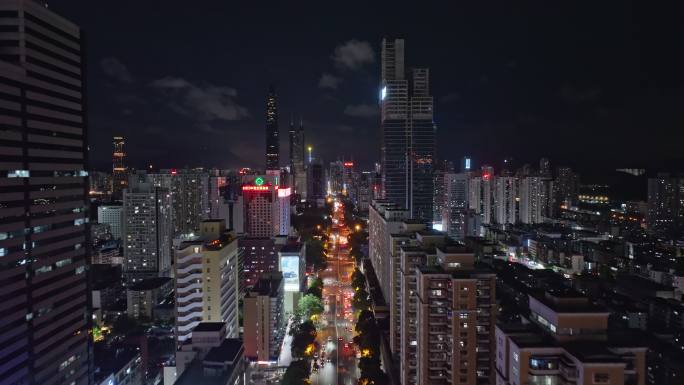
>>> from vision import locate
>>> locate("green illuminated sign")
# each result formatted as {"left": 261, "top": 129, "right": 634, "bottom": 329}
{"left": 255, "top": 177, "right": 264, "bottom": 186}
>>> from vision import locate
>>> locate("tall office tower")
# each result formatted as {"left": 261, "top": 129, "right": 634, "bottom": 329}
{"left": 112, "top": 136, "right": 127, "bottom": 200}
{"left": 150, "top": 169, "right": 209, "bottom": 236}
{"left": 494, "top": 176, "right": 518, "bottom": 225}
{"left": 307, "top": 160, "right": 325, "bottom": 204}
{"left": 241, "top": 175, "right": 290, "bottom": 237}
{"left": 414, "top": 252, "right": 496, "bottom": 385}
{"left": 0, "top": 2, "right": 92, "bottom": 383}
{"left": 328, "top": 160, "right": 344, "bottom": 195}
{"left": 357, "top": 171, "right": 374, "bottom": 211}
{"left": 554, "top": 166, "right": 580, "bottom": 211}
{"left": 519, "top": 176, "right": 544, "bottom": 224}
{"left": 380, "top": 39, "right": 436, "bottom": 223}
{"left": 265, "top": 85, "right": 279, "bottom": 170}
{"left": 289, "top": 117, "right": 306, "bottom": 200}
{"left": 342, "top": 160, "right": 355, "bottom": 197}
{"left": 442, "top": 173, "right": 470, "bottom": 239}
{"left": 98, "top": 205, "right": 123, "bottom": 240}
{"left": 647, "top": 173, "right": 684, "bottom": 233}
{"left": 380, "top": 38, "right": 409, "bottom": 208}
{"left": 243, "top": 272, "right": 284, "bottom": 361}
{"left": 462, "top": 156, "right": 473, "bottom": 172}
{"left": 469, "top": 168, "right": 493, "bottom": 225}
{"left": 174, "top": 221, "right": 240, "bottom": 342}
{"left": 539, "top": 157, "right": 551, "bottom": 178}
{"left": 408, "top": 68, "right": 435, "bottom": 222}
{"left": 123, "top": 176, "right": 173, "bottom": 283}
{"left": 433, "top": 168, "right": 446, "bottom": 228}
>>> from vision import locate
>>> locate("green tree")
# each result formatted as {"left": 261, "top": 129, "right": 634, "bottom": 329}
{"left": 351, "top": 268, "right": 366, "bottom": 290}
{"left": 282, "top": 360, "right": 310, "bottom": 385}
{"left": 298, "top": 294, "right": 324, "bottom": 319}
{"left": 352, "top": 288, "right": 371, "bottom": 311}
{"left": 306, "top": 276, "right": 324, "bottom": 299}
{"left": 290, "top": 320, "right": 317, "bottom": 358}
{"left": 306, "top": 238, "right": 327, "bottom": 270}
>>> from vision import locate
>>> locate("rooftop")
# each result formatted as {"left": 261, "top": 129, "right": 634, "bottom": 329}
{"left": 175, "top": 342, "right": 243, "bottom": 385}
{"left": 192, "top": 322, "right": 225, "bottom": 333}
{"left": 94, "top": 345, "right": 140, "bottom": 383}
{"left": 204, "top": 339, "right": 243, "bottom": 364}
{"left": 280, "top": 243, "right": 303, "bottom": 253}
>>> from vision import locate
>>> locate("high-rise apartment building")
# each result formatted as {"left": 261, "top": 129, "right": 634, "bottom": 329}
{"left": 243, "top": 272, "right": 284, "bottom": 361}
{"left": 397, "top": 244, "right": 496, "bottom": 385}
{"left": 112, "top": 136, "right": 127, "bottom": 200}
{"left": 0, "top": 1, "right": 92, "bottom": 382}
{"left": 150, "top": 169, "right": 209, "bottom": 236}
{"left": 433, "top": 169, "right": 446, "bottom": 228}
{"left": 123, "top": 175, "right": 173, "bottom": 283}
{"left": 207, "top": 171, "right": 226, "bottom": 219}
{"left": 554, "top": 167, "right": 580, "bottom": 211}
{"left": 98, "top": 205, "right": 123, "bottom": 240}
{"left": 265, "top": 85, "right": 279, "bottom": 170}
{"left": 289, "top": 117, "right": 306, "bottom": 200}
{"left": 369, "top": 200, "right": 411, "bottom": 302}
{"left": 414, "top": 252, "right": 496, "bottom": 385}
{"left": 519, "top": 176, "right": 545, "bottom": 224}
{"left": 494, "top": 176, "right": 518, "bottom": 225}
{"left": 442, "top": 173, "right": 470, "bottom": 239}
{"left": 647, "top": 173, "right": 684, "bottom": 233}
{"left": 380, "top": 38, "right": 435, "bottom": 222}
{"left": 174, "top": 220, "right": 240, "bottom": 343}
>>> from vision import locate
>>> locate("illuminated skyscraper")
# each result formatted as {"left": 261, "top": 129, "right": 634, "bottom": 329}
{"left": 265, "top": 85, "right": 279, "bottom": 170}
{"left": 113, "top": 136, "right": 127, "bottom": 200}
{"left": 380, "top": 38, "right": 435, "bottom": 222}
{"left": 0, "top": 1, "right": 92, "bottom": 382}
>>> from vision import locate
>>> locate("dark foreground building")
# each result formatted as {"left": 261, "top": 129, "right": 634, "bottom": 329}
{"left": 0, "top": 0, "right": 92, "bottom": 383}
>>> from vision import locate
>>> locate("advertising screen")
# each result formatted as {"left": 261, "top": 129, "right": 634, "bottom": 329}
{"left": 280, "top": 256, "right": 300, "bottom": 292}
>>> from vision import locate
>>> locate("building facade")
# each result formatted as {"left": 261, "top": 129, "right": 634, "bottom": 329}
{"left": 0, "top": 1, "right": 93, "bottom": 382}
{"left": 123, "top": 177, "right": 173, "bottom": 283}
{"left": 174, "top": 221, "right": 240, "bottom": 342}
{"left": 98, "top": 204, "right": 123, "bottom": 240}
{"left": 243, "top": 272, "right": 284, "bottom": 362}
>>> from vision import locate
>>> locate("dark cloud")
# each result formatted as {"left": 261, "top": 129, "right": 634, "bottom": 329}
{"left": 344, "top": 104, "right": 378, "bottom": 118}
{"left": 100, "top": 57, "right": 134, "bottom": 83}
{"left": 560, "top": 86, "right": 602, "bottom": 103}
{"left": 441, "top": 92, "right": 461, "bottom": 104}
{"left": 150, "top": 77, "right": 249, "bottom": 121}
{"left": 318, "top": 73, "right": 343, "bottom": 89}
{"left": 332, "top": 40, "right": 375, "bottom": 70}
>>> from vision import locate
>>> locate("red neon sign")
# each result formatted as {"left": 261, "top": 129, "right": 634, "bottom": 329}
{"left": 242, "top": 185, "right": 270, "bottom": 191}
{"left": 171, "top": 168, "right": 177, "bottom": 175}
{"left": 343, "top": 162, "right": 354, "bottom": 168}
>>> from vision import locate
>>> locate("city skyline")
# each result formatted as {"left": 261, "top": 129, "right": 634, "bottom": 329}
{"left": 47, "top": 2, "right": 684, "bottom": 174}
{"left": 3, "top": 2, "right": 684, "bottom": 385}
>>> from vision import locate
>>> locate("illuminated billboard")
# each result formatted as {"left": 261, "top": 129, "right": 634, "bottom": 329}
{"left": 280, "top": 256, "right": 300, "bottom": 292}
{"left": 380, "top": 86, "right": 387, "bottom": 101}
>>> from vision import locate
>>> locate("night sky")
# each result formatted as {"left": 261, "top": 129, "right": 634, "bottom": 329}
{"left": 51, "top": 1, "right": 683, "bottom": 176}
